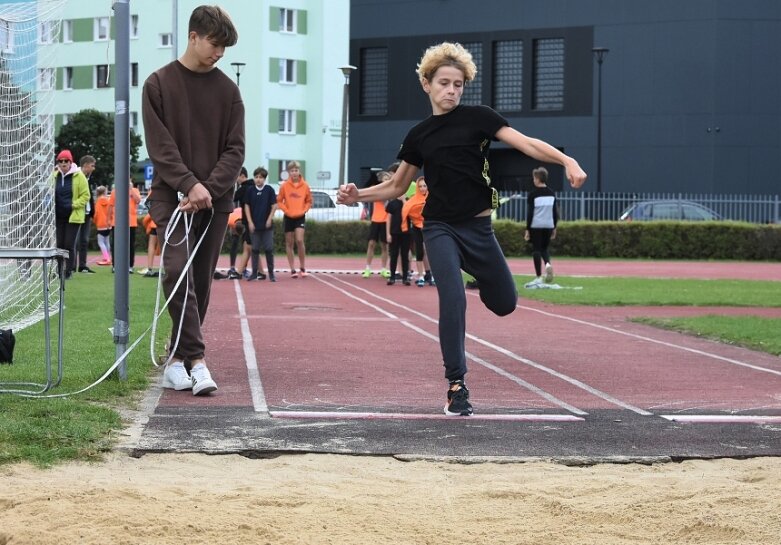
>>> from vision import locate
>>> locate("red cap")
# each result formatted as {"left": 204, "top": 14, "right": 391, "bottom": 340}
{"left": 56, "top": 149, "right": 73, "bottom": 162}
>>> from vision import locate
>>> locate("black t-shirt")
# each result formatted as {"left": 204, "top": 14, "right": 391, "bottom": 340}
{"left": 243, "top": 184, "right": 276, "bottom": 230}
{"left": 397, "top": 104, "right": 508, "bottom": 223}
{"left": 385, "top": 198, "right": 404, "bottom": 235}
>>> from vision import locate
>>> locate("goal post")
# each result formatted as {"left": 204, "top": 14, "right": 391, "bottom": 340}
{"left": 0, "top": 0, "right": 68, "bottom": 393}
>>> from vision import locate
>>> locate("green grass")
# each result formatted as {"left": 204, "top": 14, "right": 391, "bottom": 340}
{"left": 0, "top": 268, "right": 168, "bottom": 466}
{"left": 1, "top": 265, "right": 779, "bottom": 467}
{"left": 633, "top": 315, "right": 781, "bottom": 356}
{"left": 514, "top": 276, "right": 781, "bottom": 307}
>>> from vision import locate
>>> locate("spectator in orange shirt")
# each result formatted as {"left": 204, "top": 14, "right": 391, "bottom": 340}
{"left": 362, "top": 170, "right": 391, "bottom": 279}
{"left": 402, "top": 176, "right": 434, "bottom": 286}
{"left": 108, "top": 177, "right": 142, "bottom": 273}
{"left": 139, "top": 189, "right": 160, "bottom": 277}
{"left": 276, "top": 160, "right": 312, "bottom": 278}
{"left": 93, "top": 185, "right": 112, "bottom": 265}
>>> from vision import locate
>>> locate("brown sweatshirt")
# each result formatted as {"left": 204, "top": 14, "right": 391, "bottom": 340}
{"left": 142, "top": 61, "right": 245, "bottom": 213}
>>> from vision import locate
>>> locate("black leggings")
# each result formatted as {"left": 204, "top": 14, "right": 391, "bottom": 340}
{"left": 528, "top": 228, "right": 553, "bottom": 276}
{"left": 388, "top": 232, "right": 410, "bottom": 279}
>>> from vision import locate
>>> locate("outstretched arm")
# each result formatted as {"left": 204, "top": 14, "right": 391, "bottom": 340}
{"left": 496, "top": 126, "right": 587, "bottom": 189}
{"left": 337, "top": 161, "right": 418, "bottom": 205}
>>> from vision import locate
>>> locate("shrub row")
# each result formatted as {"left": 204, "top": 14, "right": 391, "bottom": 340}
{"left": 106, "top": 219, "right": 781, "bottom": 261}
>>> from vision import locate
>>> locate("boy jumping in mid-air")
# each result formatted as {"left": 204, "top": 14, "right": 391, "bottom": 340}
{"left": 338, "top": 42, "right": 586, "bottom": 416}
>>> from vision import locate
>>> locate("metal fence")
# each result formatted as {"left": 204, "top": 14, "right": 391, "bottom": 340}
{"left": 495, "top": 191, "right": 781, "bottom": 224}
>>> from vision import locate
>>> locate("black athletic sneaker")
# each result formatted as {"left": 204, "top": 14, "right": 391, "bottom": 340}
{"left": 227, "top": 270, "right": 241, "bottom": 280}
{"left": 444, "top": 382, "right": 473, "bottom": 416}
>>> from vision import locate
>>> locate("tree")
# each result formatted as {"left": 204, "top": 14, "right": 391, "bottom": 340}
{"left": 55, "top": 108, "right": 143, "bottom": 188}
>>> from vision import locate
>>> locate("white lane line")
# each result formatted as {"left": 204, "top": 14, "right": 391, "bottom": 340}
{"left": 661, "top": 415, "right": 781, "bottom": 424}
{"left": 271, "top": 410, "right": 583, "bottom": 421}
{"left": 325, "top": 275, "right": 652, "bottom": 415}
{"left": 233, "top": 280, "right": 269, "bottom": 414}
{"left": 515, "top": 302, "right": 781, "bottom": 377}
{"left": 314, "top": 275, "right": 590, "bottom": 416}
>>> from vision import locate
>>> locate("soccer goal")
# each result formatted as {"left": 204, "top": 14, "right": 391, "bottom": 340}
{"left": 0, "top": 0, "right": 68, "bottom": 394}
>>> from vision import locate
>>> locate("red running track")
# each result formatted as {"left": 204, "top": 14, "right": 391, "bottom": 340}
{"left": 158, "top": 258, "right": 781, "bottom": 422}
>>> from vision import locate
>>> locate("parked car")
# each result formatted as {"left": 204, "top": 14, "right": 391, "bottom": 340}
{"left": 275, "top": 189, "right": 365, "bottom": 222}
{"left": 619, "top": 200, "right": 723, "bottom": 221}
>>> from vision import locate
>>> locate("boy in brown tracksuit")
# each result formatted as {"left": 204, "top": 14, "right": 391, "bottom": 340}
{"left": 142, "top": 5, "right": 245, "bottom": 395}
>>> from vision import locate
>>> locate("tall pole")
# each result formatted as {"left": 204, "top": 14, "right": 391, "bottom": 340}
{"left": 338, "top": 65, "right": 356, "bottom": 187}
{"left": 113, "top": 0, "right": 130, "bottom": 380}
{"left": 231, "top": 62, "right": 245, "bottom": 87}
{"left": 592, "top": 47, "right": 609, "bottom": 193}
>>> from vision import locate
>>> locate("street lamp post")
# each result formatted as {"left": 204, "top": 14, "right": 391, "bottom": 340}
{"left": 592, "top": 47, "right": 609, "bottom": 193}
{"left": 337, "top": 65, "right": 356, "bottom": 187}
{"left": 230, "top": 61, "right": 246, "bottom": 87}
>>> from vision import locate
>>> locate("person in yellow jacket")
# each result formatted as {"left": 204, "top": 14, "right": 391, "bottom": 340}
{"left": 51, "top": 149, "right": 90, "bottom": 279}
{"left": 276, "top": 160, "right": 312, "bottom": 277}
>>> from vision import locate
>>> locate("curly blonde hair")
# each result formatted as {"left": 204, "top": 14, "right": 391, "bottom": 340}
{"left": 416, "top": 42, "right": 477, "bottom": 85}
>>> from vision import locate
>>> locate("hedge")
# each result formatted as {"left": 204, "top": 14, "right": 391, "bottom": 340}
{"left": 103, "top": 219, "right": 781, "bottom": 261}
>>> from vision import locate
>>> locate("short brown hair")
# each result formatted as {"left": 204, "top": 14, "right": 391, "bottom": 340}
{"left": 189, "top": 5, "right": 238, "bottom": 47}
{"left": 80, "top": 155, "right": 96, "bottom": 167}
{"left": 253, "top": 167, "right": 268, "bottom": 178}
{"left": 533, "top": 167, "right": 549, "bottom": 184}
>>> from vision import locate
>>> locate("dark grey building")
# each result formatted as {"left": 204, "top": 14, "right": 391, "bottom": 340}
{"left": 348, "top": 0, "right": 780, "bottom": 194}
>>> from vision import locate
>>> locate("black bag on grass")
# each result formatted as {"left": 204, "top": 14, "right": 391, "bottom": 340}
{"left": 0, "top": 328, "right": 15, "bottom": 364}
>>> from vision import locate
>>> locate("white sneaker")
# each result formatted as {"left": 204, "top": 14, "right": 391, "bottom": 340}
{"left": 524, "top": 276, "right": 544, "bottom": 289}
{"left": 161, "top": 361, "right": 192, "bottom": 390}
{"left": 191, "top": 363, "right": 218, "bottom": 396}
{"left": 544, "top": 263, "right": 554, "bottom": 283}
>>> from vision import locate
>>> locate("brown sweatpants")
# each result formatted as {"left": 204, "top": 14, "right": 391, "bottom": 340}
{"left": 149, "top": 201, "right": 229, "bottom": 362}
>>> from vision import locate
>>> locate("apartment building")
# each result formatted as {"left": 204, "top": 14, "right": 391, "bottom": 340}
{"left": 43, "top": 0, "right": 350, "bottom": 187}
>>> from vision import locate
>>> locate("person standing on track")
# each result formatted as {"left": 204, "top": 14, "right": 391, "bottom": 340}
{"left": 142, "top": 5, "right": 244, "bottom": 396}
{"left": 524, "top": 167, "right": 558, "bottom": 286}
{"left": 276, "top": 160, "right": 312, "bottom": 278}
{"left": 337, "top": 42, "right": 586, "bottom": 416}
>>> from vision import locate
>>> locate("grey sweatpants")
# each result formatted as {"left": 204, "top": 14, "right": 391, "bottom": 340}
{"left": 423, "top": 216, "right": 517, "bottom": 382}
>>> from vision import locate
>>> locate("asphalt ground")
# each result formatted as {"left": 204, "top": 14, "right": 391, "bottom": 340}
{"left": 130, "top": 257, "right": 781, "bottom": 463}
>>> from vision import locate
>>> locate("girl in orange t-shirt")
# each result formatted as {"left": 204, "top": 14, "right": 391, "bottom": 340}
{"left": 93, "top": 185, "right": 112, "bottom": 265}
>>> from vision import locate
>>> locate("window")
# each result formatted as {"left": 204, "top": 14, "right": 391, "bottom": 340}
{"left": 38, "top": 21, "right": 54, "bottom": 44}
{"left": 493, "top": 40, "right": 523, "bottom": 111}
{"left": 38, "top": 68, "right": 54, "bottom": 90}
{"left": 279, "top": 110, "right": 296, "bottom": 134}
{"left": 130, "top": 112, "right": 138, "bottom": 132}
{"left": 532, "top": 38, "right": 565, "bottom": 111}
{"left": 461, "top": 42, "right": 483, "bottom": 106}
{"left": 130, "top": 15, "right": 138, "bottom": 39}
{"left": 160, "top": 33, "right": 172, "bottom": 47}
{"left": 95, "top": 65, "right": 110, "bottom": 88}
{"left": 0, "top": 20, "right": 13, "bottom": 52}
{"left": 279, "top": 59, "right": 296, "bottom": 83}
{"left": 131, "top": 63, "right": 138, "bottom": 87}
{"left": 279, "top": 8, "right": 296, "bottom": 32}
{"left": 359, "top": 47, "right": 388, "bottom": 116}
{"left": 62, "top": 20, "right": 73, "bottom": 43}
{"left": 311, "top": 192, "right": 335, "bottom": 209}
{"left": 94, "top": 17, "right": 109, "bottom": 41}
{"left": 63, "top": 67, "right": 73, "bottom": 90}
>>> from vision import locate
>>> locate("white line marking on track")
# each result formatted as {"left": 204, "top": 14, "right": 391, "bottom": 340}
{"left": 661, "top": 415, "right": 781, "bottom": 424}
{"left": 271, "top": 410, "right": 584, "bottom": 421}
{"left": 514, "top": 301, "right": 781, "bottom": 377}
{"left": 233, "top": 280, "right": 269, "bottom": 414}
{"left": 322, "top": 277, "right": 653, "bottom": 416}
{"left": 316, "top": 275, "right": 648, "bottom": 416}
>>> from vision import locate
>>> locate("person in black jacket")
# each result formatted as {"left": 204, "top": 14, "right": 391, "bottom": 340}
{"left": 75, "top": 155, "right": 97, "bottom": 273}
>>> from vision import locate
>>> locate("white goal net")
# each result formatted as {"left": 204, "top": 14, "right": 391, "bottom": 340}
{"left": 0, "top": 0, "right": 66, "bottom": 332}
